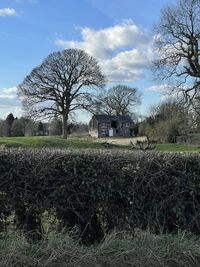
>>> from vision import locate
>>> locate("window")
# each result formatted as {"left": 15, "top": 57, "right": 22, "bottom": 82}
{"left": 124, "top": 123, "right": 129, "bottom": 127}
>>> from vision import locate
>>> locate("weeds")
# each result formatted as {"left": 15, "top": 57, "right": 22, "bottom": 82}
{"left": 0, "top": 230, "right": 200, "bottom": 266}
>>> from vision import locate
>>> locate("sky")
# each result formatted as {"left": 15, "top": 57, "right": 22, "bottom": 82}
{"left": 0, "top": 0, "right": 176, "bottom": 122}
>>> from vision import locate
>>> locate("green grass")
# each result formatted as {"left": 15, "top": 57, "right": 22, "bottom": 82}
{"left": 1, "top": 230, "right": 200, "bottom": 266}
{"left": 0, "top": 136, "right": 200, "bottom": 152}
{"left": 0, "top": 136, "right": 124, "bottom": 149}
{"left": 155, "top": 143, "right": 200, "bottom": 153}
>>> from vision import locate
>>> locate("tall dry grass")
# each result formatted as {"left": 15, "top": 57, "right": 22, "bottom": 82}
{"left": 0, "top": 230, "right": 200, "bottom": 267}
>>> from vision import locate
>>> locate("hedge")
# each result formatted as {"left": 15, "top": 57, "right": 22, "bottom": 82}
{"left": 0, "top": 147, "right": 200, "bottom": 243}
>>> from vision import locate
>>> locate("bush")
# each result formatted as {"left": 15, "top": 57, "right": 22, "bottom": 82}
{"left": 1, "top": 147, "right": 200, "bottom": 243}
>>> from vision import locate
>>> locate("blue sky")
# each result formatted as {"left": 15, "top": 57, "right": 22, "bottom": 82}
{"left": 0, "top": 0, "right": 176, "bottom": 121}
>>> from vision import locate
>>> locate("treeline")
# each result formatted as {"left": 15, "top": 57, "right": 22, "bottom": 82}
{"left": 139, "top": 100, "right": 200, "bottom": 143}
{"left": 0, "top": 113, "right": 48, "bottom": 137}
{"left": 0, "top": 113, "right": 88, "bottom": 137}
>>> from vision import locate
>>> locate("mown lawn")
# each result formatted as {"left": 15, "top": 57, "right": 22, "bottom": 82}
{"left": 156, "top": 143, "right": 200, "bottom": 153}
{"left": 0, "top": 136, "right": 200, "bottom": 152}
{"left": 0, "top": 136, "right": 123, "bottom": 149}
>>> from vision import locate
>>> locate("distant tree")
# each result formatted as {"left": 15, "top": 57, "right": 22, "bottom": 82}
{"left": 132, "top": 122, "right": 139, "bottom": 137}
{"left": 151, "top": 100, "right": 190, "bottom": 129}
{"left": 18, "top": 117, "right": 34, "bottom": 136}
{"left": 71, "top": 122, "right": 89, "bottom": 135}
{"left": 4, "top": 113, "right": 14, "bottom": 137}
{"left": 49, "top": 118, "right": 63, "bottom": 136}
{"left": 139, "top": 117, "right": 156, "bottom": 139}
{"left": 0, "top": 120, "right": 4, "bottom": 137}
{"left": 24, "top": 119, "right": 37, "bottom": 136}
{"left": 139, "top": 100, "right": 191, "bottom": 142}
{"left": 11, "top": 119, "right": 24, "bottom": 136}
{"left": 91, "top": 85, "right": 141, "bottom": 116}
{"left": 67, "top": 123, "right": 74, "bottom": 135}
{"left": 18, "top": 48, "right": 105, "bottom": 138}
{"left": 194, "top": 101, "right": 200, "bottom": 132}
{"left": 154, "top": 0, "right": 200, "bottom": 104}
{"left": 37, "top": 121, "right": 44, "bottom": 135}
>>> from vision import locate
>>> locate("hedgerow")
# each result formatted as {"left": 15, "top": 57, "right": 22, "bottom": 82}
{"left": 0, "top": 147, "right": 200, "bottom": 243}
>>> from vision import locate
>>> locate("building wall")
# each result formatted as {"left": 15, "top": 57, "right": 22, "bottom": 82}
{"left": 118, "top": 122, "right": 132, "bottom": 137}
{"left": 98, "top": 122, "right": 132, "bottom": 137}
{"left": 98, "top": 122, "right": 110, "bottom": 137}
{"left": 89, "top": 116, "right": 134, "bottom": 138}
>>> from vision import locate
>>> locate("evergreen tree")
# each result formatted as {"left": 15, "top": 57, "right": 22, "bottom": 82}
{"left": 5, "top": 113, "right": 14, "bottom": 137}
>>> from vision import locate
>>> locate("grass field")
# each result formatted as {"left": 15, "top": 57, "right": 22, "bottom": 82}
{"left": 0, "top": 136, "right": 200, "bottom": 152}
{"left": 0, "top": 136, "right": 123, "bottom": 149}
{"left": 155, "top": 143, "right": 200, "bottom": 152}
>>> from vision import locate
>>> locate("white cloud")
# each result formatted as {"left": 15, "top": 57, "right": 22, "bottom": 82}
{"left": 0, "top": 95, "right": 16, "bottom": 100}
{"left": 2, "top": 86, "right": 18, "bottom": 94}
{"left": 13, "top": 107, "right": 23, "bottom": 117}
{"left": 56, "top": 20, "right": 153, "bottom": 83}
{"left": 145, "top": 84, "right": 182, "bottom": 104}
{"left": 160, "top": 93, "right": 179, "bottom": 102}
{"left": 145, "top": 84, "right": 171, "bottom": 92}
{"left": 0, "top": 86, "right": 21, "bottom": 110}
{"left": 0, "top": 8, "right": 17, "bottom": 17}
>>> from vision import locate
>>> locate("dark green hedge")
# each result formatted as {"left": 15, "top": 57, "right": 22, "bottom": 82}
{"left": 0, "top": 147, "right": 200, "bottom": 243}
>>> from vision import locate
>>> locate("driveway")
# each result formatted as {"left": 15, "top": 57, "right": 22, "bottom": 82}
{"left": 95, "top": 136, "right": 147, "bottom": 146}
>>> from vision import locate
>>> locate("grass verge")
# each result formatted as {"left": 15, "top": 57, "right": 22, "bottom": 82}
{"left": 155, "top": 143, "right": 200, "bottom": 153}
{"left": 1, "top": 230, "right": 200, "bottom": 267}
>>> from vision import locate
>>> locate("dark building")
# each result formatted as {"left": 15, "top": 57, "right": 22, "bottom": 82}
{"left": 89, "top": 114, "right": 134, "bottom": 138}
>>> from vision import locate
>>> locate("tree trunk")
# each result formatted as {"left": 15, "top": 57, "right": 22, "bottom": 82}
{"left": 62, "top": 114, "right": 68, "bottom": 139}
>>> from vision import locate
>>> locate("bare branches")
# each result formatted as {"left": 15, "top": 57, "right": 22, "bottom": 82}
{"left": 18, "top": 48, "right": 105, "bottom": 138}
{"left": 154, "top": 0, "right": 200, "bottom": 103}
{"left": 91, "top": 85, "right": 141, "bottom": 116}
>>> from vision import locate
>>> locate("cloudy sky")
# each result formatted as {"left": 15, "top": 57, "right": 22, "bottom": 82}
{"left": 0, "top": 0, "right": 175, "bottom": 121}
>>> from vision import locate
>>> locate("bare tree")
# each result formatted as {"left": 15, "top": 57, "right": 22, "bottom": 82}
{"left": 139, "top": 99, "right": 192, "bottom": 142}
{"left": 18, "top": 49, "right": 105, "bottom": 138}
{"left": 49, "top": 118, "right": 63, "bottom": 136}
{"left": 92, "top": 85, "right": 141, "bottom": 116}
{"left": 154, "top": 0, "right": 200, "bottom": 104}
{"left": 11, "top": 119, "right": 24, "bottom": 137}
{"left": 18, "top": 116, "right": 35, "bottom": 136}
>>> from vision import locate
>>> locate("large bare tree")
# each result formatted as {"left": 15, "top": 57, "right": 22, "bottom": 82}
{"left": 18, "top": 48, "right": 105, "bottom": 138}
{"left": 154, "top": 0, "right": 200, "bottom": 104}
{"left": 91, "top": 85, "right": 141, "bottom": 116}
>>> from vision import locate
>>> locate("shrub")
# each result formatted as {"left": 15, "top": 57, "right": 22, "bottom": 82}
{"left": 1, "top": 147, "right": 200, "bottom": 243}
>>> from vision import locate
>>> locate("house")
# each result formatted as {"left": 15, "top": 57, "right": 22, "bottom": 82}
{"left": 89, "top": 114, "right": 134, "bottom": 138}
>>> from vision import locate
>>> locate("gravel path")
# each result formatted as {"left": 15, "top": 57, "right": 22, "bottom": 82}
{"left": 95, "top": 136, "right": 147, "bottom": 145}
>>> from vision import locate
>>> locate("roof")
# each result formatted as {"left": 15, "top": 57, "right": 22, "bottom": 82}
{"left": 93, "top": 115, "right": 133, "bottom": 123}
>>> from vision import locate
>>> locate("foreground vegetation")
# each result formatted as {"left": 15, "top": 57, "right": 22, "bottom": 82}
{"left": 1, "top": 146, "right": 200, "bottom": 266}
{"left": 1, "top": 147, "right": 200, "bottom": 244}
{"left": 0, "top": 136, "right": 200, "bottom": 152}
{"left": 1, "top": 230, "right": 200, "bottom": 267}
